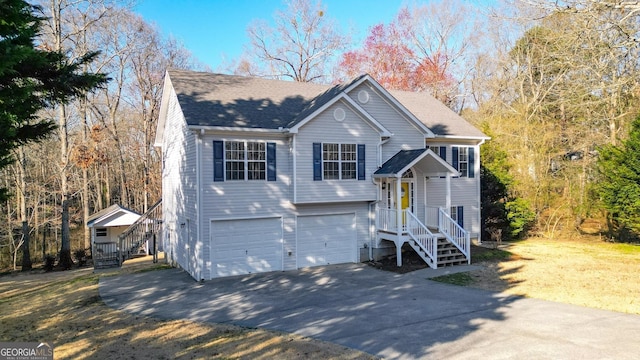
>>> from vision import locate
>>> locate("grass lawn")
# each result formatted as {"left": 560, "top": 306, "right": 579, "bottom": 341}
{"left": 0, "top": 257, "right": 374, "bottom": 360}
{"left": 436, "top": 236, "right": 640, "bottom": 314}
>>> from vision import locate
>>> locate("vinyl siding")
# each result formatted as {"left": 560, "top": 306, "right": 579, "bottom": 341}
{"left": 160, "top": 87, "right": 197, "bottom": 274}
{"left": 199, "top": 134, "right": 296, "bottom": 273}
{"left": 294, "top": 101, "right": 378, "bottom": 204}
{"left": 347, "top": 83, "right": 426, "bottom": 161}
{"left": 424, "top": 143, "right": 482, "bottom": 237}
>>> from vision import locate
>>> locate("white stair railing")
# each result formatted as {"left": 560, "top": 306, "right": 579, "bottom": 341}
{"left": 405, "top": 210, "right": 437, "bottom": 268}
{"left": 438, "top": 208, "right": 470, "bottom": 263}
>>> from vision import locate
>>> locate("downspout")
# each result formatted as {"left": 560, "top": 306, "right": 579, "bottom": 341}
{"left": 196, "top": 129, "right": 204, "bottom": 281}
{"left": 368, "top": 137, "right": 389, "bottom": 261}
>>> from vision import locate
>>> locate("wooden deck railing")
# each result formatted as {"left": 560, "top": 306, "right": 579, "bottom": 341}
{"left": 116, "top": 199, "right": 163, "bottom": 266}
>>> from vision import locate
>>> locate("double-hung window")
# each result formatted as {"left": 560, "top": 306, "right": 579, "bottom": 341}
{"left": 452, "top": 146, "right": 475, "bottom": 178}
{"left": 213, "top": 140, "right": 276, "bottom": 182}
{"left": 314, "top": 142, "right": 365, "bottom": 181}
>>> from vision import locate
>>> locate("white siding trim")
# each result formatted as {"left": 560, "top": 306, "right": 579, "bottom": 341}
{"left": 344, "top": 76, "right": 435, "bottom": 137}
{"left": 289, "top": 94, "right": 391, "bottom": 136}
{"left": 293, "top": 134, "right": 298, "bottom": 204}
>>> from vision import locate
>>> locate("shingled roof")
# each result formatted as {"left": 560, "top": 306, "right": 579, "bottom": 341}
{"left": 165, "top": 70, "right": 487, "bottom": 138}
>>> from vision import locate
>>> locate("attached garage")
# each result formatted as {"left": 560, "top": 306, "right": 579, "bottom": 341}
{"left": 211, "top": 217, "right": 283, "bottom": 277}
{"left": 297, "top": 213, "right": 357, "bottom": 268}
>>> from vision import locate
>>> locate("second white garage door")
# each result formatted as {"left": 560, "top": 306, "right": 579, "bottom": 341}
{"left": 297, "top": 213, "right": 356, "bottom": 268}
{"left": 211, "top": 217, "right": 283, "bottom": 277}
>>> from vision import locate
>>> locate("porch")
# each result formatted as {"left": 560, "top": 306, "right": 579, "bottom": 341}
{"left": 375, "top": 206, "right": 470, "bottom": 269}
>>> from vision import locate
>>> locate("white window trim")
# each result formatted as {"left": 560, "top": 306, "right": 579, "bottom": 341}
{"left": 322, "top": 142, "right": 357, "bottom": 180}
{"left": 225, "top": 141, "right": 267, "bottom": 181}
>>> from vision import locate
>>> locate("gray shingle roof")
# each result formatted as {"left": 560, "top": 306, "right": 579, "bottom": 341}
{"left": 167, "top": 70, "right": 487, "bottom": 138}
{"left": 374, "top": 149, "right": 428, "bottom": 176}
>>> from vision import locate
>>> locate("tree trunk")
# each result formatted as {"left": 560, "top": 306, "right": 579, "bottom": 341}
{"left": 19, "top": 147, "right": 31, "bottom": 270}
{"left": 59, "top": 104, "right": 73, "bottom": 269}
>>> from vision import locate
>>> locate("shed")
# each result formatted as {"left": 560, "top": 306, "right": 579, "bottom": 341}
{"left": 87, "top": 204, "right": 142, "bottom": 254}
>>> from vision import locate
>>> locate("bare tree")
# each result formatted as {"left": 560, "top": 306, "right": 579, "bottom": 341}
{"left": 237, "top": 0, "right": 349, "bottom": 83}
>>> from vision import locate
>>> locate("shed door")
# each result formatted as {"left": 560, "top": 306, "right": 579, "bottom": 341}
{"left": 297, "top": 213, "right": 356, "bottom": 268}
{"left": 211, "top": 218, "right": 283, "bottom": 277}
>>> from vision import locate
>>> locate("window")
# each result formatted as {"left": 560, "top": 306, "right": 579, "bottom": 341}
{"left": 452, "top": 146, "right": 475, "bottom": 178}
{"left": 429, "top": 146, "right": 446, "bottom": 160}
{"left": 213, "top": 141, "right": 276, "bottom": 182}
{"left": 458, "top": 147, "right": 468, "bottom": 177}
{"left": 96, "top": 228, "right": 107, "bottom": 237}
{"left": 314, "top": 143, "right": 365, "bottom": 181}
{"left": 450, "top": 206, "right": 464, "bottom": 227}
{"left": 322, "top": 143, "right": 357, "bottom": 180}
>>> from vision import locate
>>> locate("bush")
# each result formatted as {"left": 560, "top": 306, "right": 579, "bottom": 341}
{"left": 43, "top": 254, "right": 55, "bottom": 272}
{"left": 506, "top": 198, "right": 536, "bottom": 239}
{"left": 73, "top": 248, "right": 88, "bottom": 267}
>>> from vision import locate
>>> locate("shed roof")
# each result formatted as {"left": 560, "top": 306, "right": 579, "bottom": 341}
{"left": 87, "top": 204, "right": 140, "bottom": 228}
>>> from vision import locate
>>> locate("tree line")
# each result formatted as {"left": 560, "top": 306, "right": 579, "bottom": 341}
{"left": 2, "top": 0, "right": 640, "bottom": 270}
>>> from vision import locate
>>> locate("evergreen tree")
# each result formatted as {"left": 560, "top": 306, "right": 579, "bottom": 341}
{"left": 596, "top": 117, "right": 640, "bottom": 240}
{"left": 0, "top": 0, "right": 107, "bottom": 201}
{"left": 1, "top": 0, "right": 107, "bottom": 269}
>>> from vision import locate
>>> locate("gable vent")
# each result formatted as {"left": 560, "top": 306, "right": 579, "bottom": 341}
{"left": 333, "top": 108, "right": 346, "bottom": 122}
{"left": 358, "top": 90, "right": 370, "bottom": 104}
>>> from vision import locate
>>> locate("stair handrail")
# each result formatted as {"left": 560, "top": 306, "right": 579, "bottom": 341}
{"left": 117, "top": 199, "right": 163, "bottom": 265}
{"left": 405, "top": 210, "right": 437, "bottom": 268}
{"left": 438, "top": 207, "right": 470, "bottom": 262}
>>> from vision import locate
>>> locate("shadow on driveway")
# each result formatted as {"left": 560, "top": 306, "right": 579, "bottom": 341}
{"left": 99, "top": 264, "right": 640, "bottom": 359}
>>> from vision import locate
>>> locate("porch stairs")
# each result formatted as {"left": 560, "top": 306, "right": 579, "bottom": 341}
{"left": 93, "top": 199, "right": 163, "bottom": 269}
{"left": 377, "top": 207, "right": 470, "bottom": 269}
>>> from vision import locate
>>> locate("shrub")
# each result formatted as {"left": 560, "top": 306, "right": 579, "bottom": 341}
{"left": 73, "top": 248, "right": 88, "bottom": 267}
{"left": 43, "top": 255, "right": 55, "bottom": 272}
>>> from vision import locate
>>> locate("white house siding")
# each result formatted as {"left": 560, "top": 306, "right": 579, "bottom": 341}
{"left": 294, "top": 101, "right": 379, "bottom": 204}
{"left": 347, "top": 83, "right": 426, "bottom": 162}
{"left": 423, "top": 142, "right": 482, "bottom": 238}
{"left": 199, "top": 133, "right": 295, "bottom": 277}
{"left": 160, "top": 88, "right": 200, "bottom": 278}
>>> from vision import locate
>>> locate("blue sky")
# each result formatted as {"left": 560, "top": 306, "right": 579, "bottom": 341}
{"left": 134, "top": 1, "right": 494, "bottom": 71}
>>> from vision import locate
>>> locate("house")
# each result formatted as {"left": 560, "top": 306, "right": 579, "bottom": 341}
{"left": 87, "top": 204, "right": 143, "bottom": 267}
{"left": 155, "top": 69, "right": 489, "bottom": 281}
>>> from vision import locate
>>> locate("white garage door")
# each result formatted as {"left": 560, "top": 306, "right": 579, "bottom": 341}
{"left": 297, "top": 213, "right": 356, "bottom": 268}
{"left": 211, "top": 217, "right": 283, "bottom": 277}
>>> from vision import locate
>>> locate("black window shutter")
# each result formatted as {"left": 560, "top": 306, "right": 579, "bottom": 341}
{"left": 468, "top": 147, "right": 475, "bottom": 178}
{"left": 357, "top": 144, "right": 366, "bottom": 180}
{"left": 213, "top": 140, "right": 224, "bottom": 182}
{"left": 457, "top": 206, "right": 464, "bottom": 228}
{"left": 452, "top": 147, "right": 459, "bottom": 170}
{"left": 313, "top": 143, "right": 322, "bottom": 181}
{"left": 439, "top": 146, "right": 446, "bottom": 160}
{"left": 267, "top": 142, "right": 276, "bottom": 181}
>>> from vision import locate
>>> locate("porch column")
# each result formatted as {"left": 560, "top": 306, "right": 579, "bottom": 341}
{"left": 395, "top": 176, "right": 403, "bottom": 267}
{"left": 445, "top": 173, "right": 451, "bottom": 214}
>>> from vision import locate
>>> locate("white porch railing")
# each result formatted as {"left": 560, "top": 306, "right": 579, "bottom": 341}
{"left": 405, "top": 210, "right": 437, "bottom": 267}
{"left": 376, "top": 207, "right": 400, "bottom": 232}
{"left": 425, "top": 206, "right": 440, "bottom": 229}
{"left": 438, "top": 208, "right": 470, "bottom": 263}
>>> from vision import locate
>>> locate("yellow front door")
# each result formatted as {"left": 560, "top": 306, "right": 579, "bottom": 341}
{"left": 400, "top": 182, "right": 410, "bottom": 225}
{"left": 401, "top": 182, "right": 410, "bottom": 210}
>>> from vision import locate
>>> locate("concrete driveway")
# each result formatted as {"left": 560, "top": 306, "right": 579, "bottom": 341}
{"left": 99, "top": 264, "right": 640, "bottom": 359}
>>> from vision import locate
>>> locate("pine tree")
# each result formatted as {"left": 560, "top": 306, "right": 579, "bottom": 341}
{"left": 0, "top": 0, "right": 107, "bottom": 269}
{"left": 596, "top": 117, "right": 640, "bottom": 240}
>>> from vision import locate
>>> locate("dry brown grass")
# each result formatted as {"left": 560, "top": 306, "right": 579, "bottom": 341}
{"left": 0, "top": 257, "right": 375, "bottom": 360}
{"left": 470, "top": 235, "right": 640, "bottom": 314}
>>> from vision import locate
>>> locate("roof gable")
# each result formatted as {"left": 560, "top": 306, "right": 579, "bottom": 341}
{"left": 87, "top": 204, "right": 140, "bottom": 228}
{"left": 156, "top": 70, "right": 487, "bottom": 140}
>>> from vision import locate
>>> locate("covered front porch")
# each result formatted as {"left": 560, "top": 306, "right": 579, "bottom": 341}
{"left": 372, "top": 148, "right": 470, "bottom": 268}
